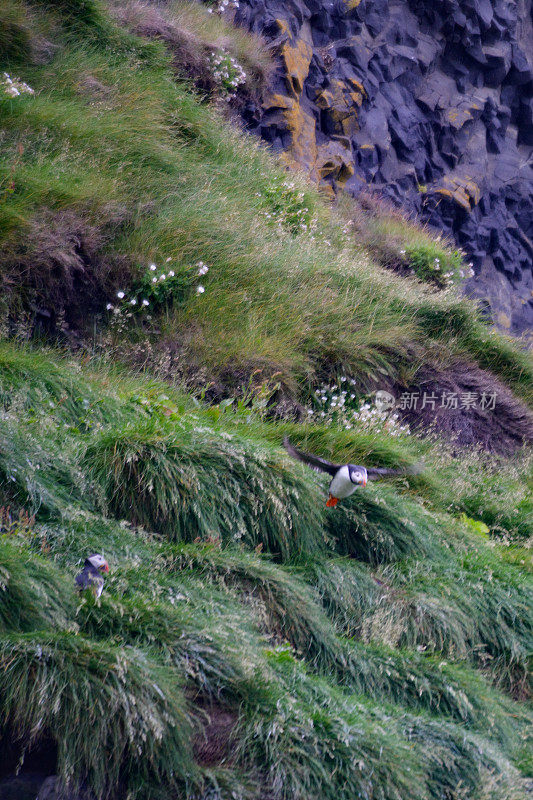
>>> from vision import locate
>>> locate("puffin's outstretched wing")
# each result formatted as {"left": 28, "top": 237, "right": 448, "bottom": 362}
{"left": 366, "top": 461, "right": 424, "bottom": 480}
{"left": 283, "top": 436, "right": 341, "bottom": 477}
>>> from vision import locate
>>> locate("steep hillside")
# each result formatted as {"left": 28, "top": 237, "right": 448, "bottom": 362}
{"left": 0, "top": 344, "right": 532, "bottom": 800}
{"left": 235, "top": 0, "right": 533, "bottom": 338}
{"left": 0, "top": 2, "right": 532, "bottom": 800}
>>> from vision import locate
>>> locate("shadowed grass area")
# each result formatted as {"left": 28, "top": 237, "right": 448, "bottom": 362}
{"left": 169, "top": 544, "right": 342, "bottom": 670}
{"left": 77, "top": 585, "right": 266, "bottom": 704}
{"left": 363, "top": 550, "right": 533, "bottom": 696}
{"left": 0, "top": 632, "right": 195, "bottom": 798}
{"left": 238, "top": 650, "right": 532, "bottom": 800}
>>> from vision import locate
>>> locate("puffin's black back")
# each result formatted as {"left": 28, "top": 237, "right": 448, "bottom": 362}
{"left": 75, "top": 564, "right": 104, "bottom": 594}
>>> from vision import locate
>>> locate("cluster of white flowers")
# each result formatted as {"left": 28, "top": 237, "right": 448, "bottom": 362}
{"left": 431, "top": 257, "right": 457, "bottom": 286}
{"left": 2, "top": 72, "right": 34, "bottom": 98}
{"left": 398, "top": 248, "right": 464, "bottom": 288}
{"left": 209, "top": 49, "right": 246, "bottom": 97}
{"left": 352, "top": 402, "right": 410, "bottom": 437}
{"left": 108, "top": 295, "right": 149, "bottom": 310}
{"left": 105, "top": 256, "right": 210, "bottom": 320}
{"left": 306, "top": 377, "right": 357, "bottom": 430}
{"left": 196, "top": 260, "right": 208, "bottom": 294}
{"left": 208, "top": 0, "right": 240, "bottom": 12}
{"left": 305, "top": 378, "right": 410, "bottom": 437}
{"left": 459, "top": 262, "right": 475, "bottom": 279}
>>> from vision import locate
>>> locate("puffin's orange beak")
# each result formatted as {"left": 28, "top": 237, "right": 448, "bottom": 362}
{"left": 103, "top": 563, "right": 109, "bottom": 573}
{"left": 363, "top": 477, "right": 367, "bottom": 487}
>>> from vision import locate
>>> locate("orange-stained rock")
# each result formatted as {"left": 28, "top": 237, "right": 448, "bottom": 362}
{"left": 263, "top": 92, "right": 295, "bottom": 110}
{"left": 316, "top": 140, "right": 355, "bottom": 185}
{"left": 347, "top": 77, "right": 366, "bottom": 97}
{"left": 431, "top": 174, "right": 481, "bottom": 211}
{"left": 316, "top": 89, "right": 335, "bottom": 110}
{"left": 281, "top": 38, "right": 313, "bottom": 98}
{"left": 316, "top": 79, "right": 361, "bottom": 136}
{"left": 285, "top": 102, "right": 317, "bottom": 171}
{"left": 274, "top": 18, "right": 290, "bottom": 38}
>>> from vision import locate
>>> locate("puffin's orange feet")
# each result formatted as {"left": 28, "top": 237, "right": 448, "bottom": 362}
{"left": 326, "top": 494, "right": 339, "bottom": 507}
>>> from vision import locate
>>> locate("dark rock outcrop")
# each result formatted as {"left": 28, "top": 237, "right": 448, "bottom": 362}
{"left": 232, "top": 0, "right": 533, "bottom": 337}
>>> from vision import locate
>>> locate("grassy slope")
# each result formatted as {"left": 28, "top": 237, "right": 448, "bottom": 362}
{"left": 1, "top": 0, "right": 532, "bottom": 402}
{"left": 0, "top": 343, "right": 532, "bottom": 799}
{"left": 0, "top": 2, "right": 532, "bottom": 799}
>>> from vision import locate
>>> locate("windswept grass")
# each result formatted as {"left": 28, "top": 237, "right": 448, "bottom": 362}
{"left": 0, "top": 632, "right": 195, "bottom": 798}
{"left": 171, "top": 544, "right": 341, "bottom": 668}
{"left": 78, "top": 586, "right": 264, "bottom": 704}
{"left": 238, "top": 650, "right": 532, "bottom": 800}
{"left": 0, "top": 540, "right": 76, "bottom": 632}
{"left": 364, "top": 550, "right": 533, "bottom": 696}
{"left": 84, "top": 419, "right": 326, "bottom": 560}
{"left": 0, "top": 413, "right": 88, "bottom": 513}
{"left": 0, "top": 0, "right": 531, "bottom": 791}
{"left": 1, "top": 0, "right": 532, "bottom": 405}
{"left": 327, "top": 486, "right": 438, "bottom": 564}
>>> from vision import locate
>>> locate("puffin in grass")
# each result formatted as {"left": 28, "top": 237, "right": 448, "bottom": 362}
{"left": 283, "top": 437, "right": 422, "bottom": 507}
{"left": 75, "top": 554, "right": 109, "bottom": 598}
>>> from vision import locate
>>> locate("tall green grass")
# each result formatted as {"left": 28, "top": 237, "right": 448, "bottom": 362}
{"left": 0, "top": 0, "right": 531, "bottom": 784}
{"left": 0, "top": 541, "right": 76, "bottom": 632}
{"left": 1, "top": 0, "right": 532, "bottom": 403}
{"left": 0, "top": 632, "right": 195, "bottom": 798}
{"left": 84, "top": 419, "right": 326, "bottom": 560}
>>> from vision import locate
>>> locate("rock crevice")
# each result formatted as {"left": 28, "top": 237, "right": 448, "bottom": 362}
{"left": 235, "top": 0, "right": 533, "bottom": 336}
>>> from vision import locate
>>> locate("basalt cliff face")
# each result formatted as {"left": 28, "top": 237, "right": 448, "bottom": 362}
{"left": 235, "top": 0, "right": 533, "bottom": 337}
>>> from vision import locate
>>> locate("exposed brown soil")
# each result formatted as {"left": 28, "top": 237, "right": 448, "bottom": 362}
{"left": 193, "top": 703, "right": 238, "bottom": 767}
{"left": 393, "top": 360, "right": 533, "bottom": 456}
{"left": 109, "top": 0, "right": 271, "bottom": 104}
{"left": 1, "top": 208, "right": 131, "bottom": 333}
{"left": 122, "top": 330, "right": 532, "bottom": 454}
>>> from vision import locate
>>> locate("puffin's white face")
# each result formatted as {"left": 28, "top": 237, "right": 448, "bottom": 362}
{"left": 349, "top": 467, "right": 367, "bottom": 486}
{"left": 88, "top": 554, "right": 109, "bottom": 573}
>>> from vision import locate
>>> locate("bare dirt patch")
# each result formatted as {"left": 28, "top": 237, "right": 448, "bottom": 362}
{"left": 394, "top": 360, "right": 533, "bottom": 455}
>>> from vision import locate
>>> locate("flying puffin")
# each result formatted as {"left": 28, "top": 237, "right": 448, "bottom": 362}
{"left": 283, "top": 437, "right": 421, "bottom": 507}
{"left": 75, "top": 554, "right": 109, "bottom": 598}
